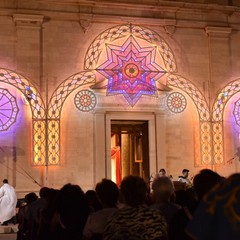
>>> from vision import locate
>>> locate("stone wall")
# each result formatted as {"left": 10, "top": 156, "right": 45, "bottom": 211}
{"left": 0, "top": 1, "right": 240, "bottom": 197}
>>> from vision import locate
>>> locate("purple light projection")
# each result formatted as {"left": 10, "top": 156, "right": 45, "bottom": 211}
{"left": 0, "top": 88, "right": 19, "bottom": 131}
{"left": 233, "top": 98, "right": 240, "bottom": 127}
{"left": 96, "top": 36, "right": 166, "bottom": 106}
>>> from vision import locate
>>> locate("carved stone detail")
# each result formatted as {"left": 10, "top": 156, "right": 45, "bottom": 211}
{"left": 13, "top": 14, "right": 44, "bottom": 29}
{"left": 205, "top": 26, "right": 232, "bottom": 38}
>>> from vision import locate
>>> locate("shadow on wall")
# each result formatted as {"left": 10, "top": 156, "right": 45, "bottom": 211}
{"left": 0, "top": 146, "right": 25, "bottom": 162}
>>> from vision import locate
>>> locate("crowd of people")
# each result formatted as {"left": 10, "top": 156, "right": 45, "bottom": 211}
{"left": 0, "top": 168, "right": 239, "bottom": 240}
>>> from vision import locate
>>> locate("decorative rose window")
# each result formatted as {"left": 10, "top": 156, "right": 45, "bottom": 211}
{"left": 0, "top": 88, "right": 19, "bottom": 131}
{"left": 74, "top": 89, "right": 97, "bottom": 112}
{"left": 167, "top": 92, "right": 187, "bottom": 113}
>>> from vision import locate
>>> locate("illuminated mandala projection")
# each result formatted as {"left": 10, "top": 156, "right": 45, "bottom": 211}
{"left": 167, "top": 92, "right": 187, "bottom": 113}
{"left": 233, "top": 98, "right": 240, "bottom": 126}
{"left": 95, "top": 36, "right": 167, "bottom": 106}
{"left": 0, "top": 88, "right": 19, "bottom": 131}
{"left": 74, "top": 90, "right": 97, "bottom": 112}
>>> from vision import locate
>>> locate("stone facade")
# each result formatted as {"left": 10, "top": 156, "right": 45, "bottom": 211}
{"left": 0, "top": 0, "right": 240, "bottom": 197}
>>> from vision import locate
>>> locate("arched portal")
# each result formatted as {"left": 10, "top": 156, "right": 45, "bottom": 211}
{"left": 0, "top": 68, "right": 46, "bottom": 165}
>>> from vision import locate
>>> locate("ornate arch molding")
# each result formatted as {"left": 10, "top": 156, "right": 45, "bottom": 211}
{"left": 0, "top": 68, "right": 46, "bottom": 165}
{"left": 45, "top": 24, "right": 216, "bottom": 167}
{"left": 212, "top": 78, "right": 240, "bottom": 164}
{"left": 167, "top": 74, "right": 212, "bottom": 165}
{"left": 47, "top": 24, "right": 177, "bottom": 166}
{"left": 84, "top": 24, "right": 177, "bottom": 72}
{"left": 46, "top": 71, "right": 95, "bottom": 165}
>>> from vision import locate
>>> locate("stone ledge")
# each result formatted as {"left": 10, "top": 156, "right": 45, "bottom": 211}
{"left": 0, "top": 225, "right": 18, "bottom": 234}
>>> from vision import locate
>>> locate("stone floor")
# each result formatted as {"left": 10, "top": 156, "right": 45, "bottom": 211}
{"left": 0, "top": 225, "right": 17, "bottom": 240}
{"left": 0, "top": 233, "right": 17, "bottom": 240}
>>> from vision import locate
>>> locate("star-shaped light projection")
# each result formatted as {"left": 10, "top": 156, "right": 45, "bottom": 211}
{"left": 94, "top": 36, "right": 167, "bottom": 106}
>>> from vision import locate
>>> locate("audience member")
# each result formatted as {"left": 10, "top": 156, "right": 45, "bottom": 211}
{"left": 17, "top": 192, "right": 38, "bottom": 240}
{"left": 170, "top": 169, "right": 222, "bottom": 240}
{"left": 103, "top": 175, "right": 168, "bottom": 240}
{"left": 186, "top": 173, "right": 240, "bottom": 239}
{"left": 0, "top": 179, "right": 17, "bottom": 225}
{"left": 151, "top": 176, "right": 181, "bottom": 224}
{"left": 178, "top": 169, "right": 191, "bottom": 187}
{"left": 54, "top": 183, "right": 89, "bottom": 240}
{"left": 169, "top": 188, "right": 198, "bottom": 240}
{"left": 85, "top": 190, "right": 102, "bottom": 213}
{"left": 158, "top": 169, "right": 173, "bottom": 180}
{"left": 192, "top": 168, "right": 223, "bottom": 201}
{"left": 36, "top": 188, "right": 60, "bottom": 240}
{"left": 26, "top": 187, "right": 51, "bottom": 240}
{"left": 83, "top": 179, "right": 119, "bottom": 240}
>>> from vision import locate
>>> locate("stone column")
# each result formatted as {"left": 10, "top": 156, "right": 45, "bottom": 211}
{"left": 13, "top": 14, "right": 44, "bottom": 89}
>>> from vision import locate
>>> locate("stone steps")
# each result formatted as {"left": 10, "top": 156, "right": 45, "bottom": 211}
{"left": 0, "top": 225, "right": 18, "bottom": 234}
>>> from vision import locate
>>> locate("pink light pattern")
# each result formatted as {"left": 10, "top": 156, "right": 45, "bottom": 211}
{"left": 0, "top": 88, "right": 19, "bottom": 131}
{"left": 96, "top": 36, "right": 166, "bottom": 106}
{"left": 233, "top": 98, "right": 240, "bottom": 126}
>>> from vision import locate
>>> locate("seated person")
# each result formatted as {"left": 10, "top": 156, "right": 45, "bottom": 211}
{"left": 103, "top": 175, "right": 168, "bottom": 240}
{"left": 83, "top": 179, "right": 119, "bottom": 240}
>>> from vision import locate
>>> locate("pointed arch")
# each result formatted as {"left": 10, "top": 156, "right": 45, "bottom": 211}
{"left": 0, "top": 68, "right": 46, "bottom": 166}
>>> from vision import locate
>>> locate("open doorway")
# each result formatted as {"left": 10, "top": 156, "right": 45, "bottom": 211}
{"left": 111, "top": 120, "right": 149, "bottom": 186}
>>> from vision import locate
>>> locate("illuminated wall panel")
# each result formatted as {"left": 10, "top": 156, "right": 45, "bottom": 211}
{"left": 33, "top": 120, "right": 46, "bottom": 165}
{"left": 47, "top": 120, "right": 60, "bottom": 165}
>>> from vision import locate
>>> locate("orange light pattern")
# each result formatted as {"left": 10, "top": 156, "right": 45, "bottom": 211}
{"left": 3, "top": 27, "right": 240, "bottom": 168}
{"left": 33, "top": 120, "right": 46, "bottom": 165}
{"left": 212, "top": 122, "right": 224, "bottom": 164}
{"left": 200, "top": 122, "right": 212, "bottom": 165}
{"left": 48, "top": 71, "right": 95, "bottom": 119}
{"left": 47, "top": 120, "right": 60, "bottom": 165}
{"left": 47, "top": 71, "right": 96, "bottom": 165}
{"left": 167, "top": 74, "right": 212, "bottom": 164}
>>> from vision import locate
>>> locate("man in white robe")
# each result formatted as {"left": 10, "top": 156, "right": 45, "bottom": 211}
{"left": 0, "top": 179, "right": 17, "bottom": 224}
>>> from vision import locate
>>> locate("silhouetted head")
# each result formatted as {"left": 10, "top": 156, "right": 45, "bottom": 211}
{"left": 39, "top": 187, "right": 50, "bottom": 198}
{"left": 57, "top": 183, "right": 89, "bottom": 231}
{"left": 152, "top": 176, "right": 175, "bottom": 203}
{"left": 95, "top": 178, "right": 119, "bottom": 207}
{"left": 159, "top": 168, "right": 166, "bottom": 176}
{"left": 3, "top": 179, "right": 8, "bottom": 184}
{"left": 193, "top": 169, "right": 222, "bottom": 200}
{"left": 120, "top": 175, "right": 147, "bottom": 207}
{"left": 25, "top": 192, "right": 38, "bottom": 204}
{"left": 85, "top": 190, "right": 102, "bottom": 212}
